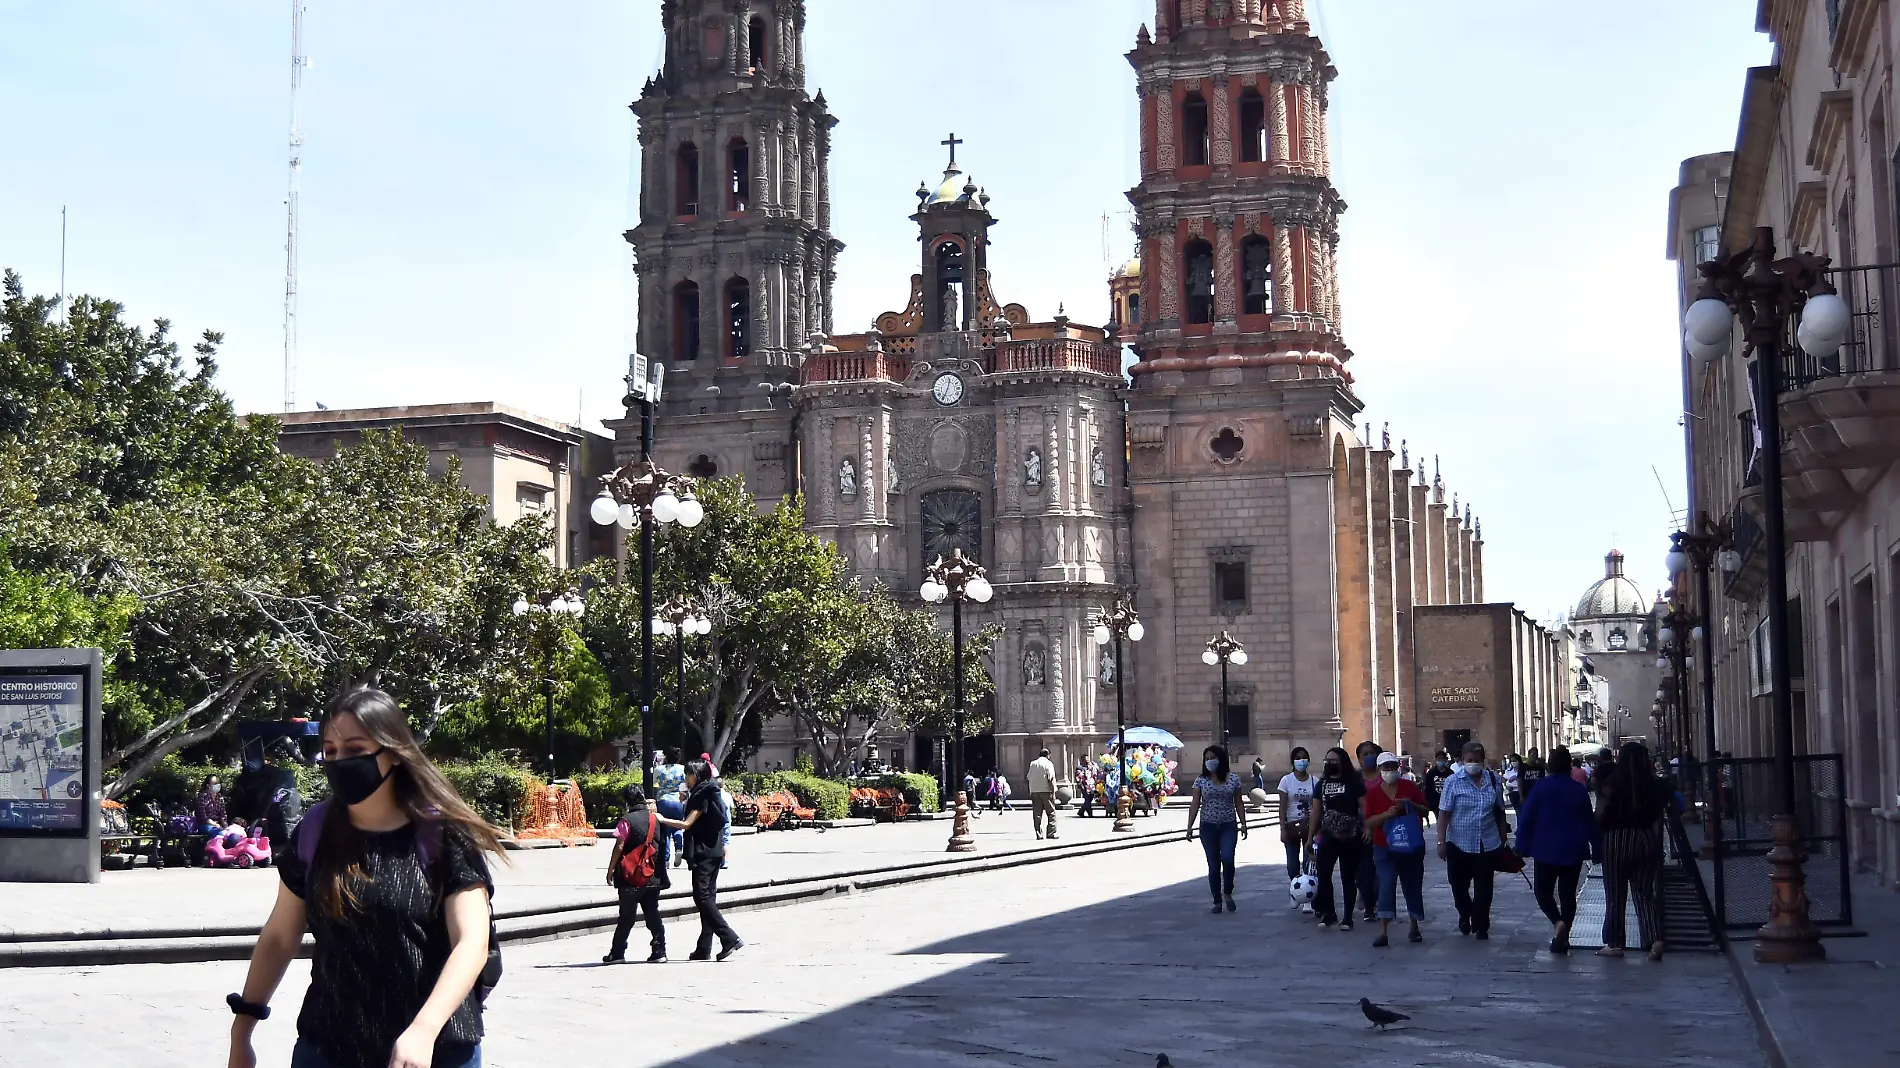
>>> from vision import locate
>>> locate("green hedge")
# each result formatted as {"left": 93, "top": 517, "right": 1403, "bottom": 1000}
{"left": 849, "top": 772, "right": 940, "bottom": 813}
{"left": 724, "top": 770, "right": 850, "bottom": 821}
{"left": 437, "top": 754, "right": 536, "bottom": 829}
{"left": 572, "top": 770, "right": 642, "bottom": 826}
{"left": 114, "top": 755, "right": 231, "bottom": 812}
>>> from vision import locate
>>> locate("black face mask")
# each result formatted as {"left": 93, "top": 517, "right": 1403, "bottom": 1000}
{"left": 323, "top": 749, "right": 391, "bottom": 806}
{"left": 1322, "top": 761, "right": 1341, "bottom": 778}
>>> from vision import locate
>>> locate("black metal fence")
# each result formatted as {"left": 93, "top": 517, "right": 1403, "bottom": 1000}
{"left": 1709, "top": 754, "right": 1853, "bottom": 930}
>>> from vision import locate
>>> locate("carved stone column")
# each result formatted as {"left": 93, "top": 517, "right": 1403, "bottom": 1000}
{"left": 1048, "top": 629, "right": 1066, "bottom": 733}
{"left": 1272, "top": 224, "right": 1297, "bottom": 318}
{"left": 1214, "top": 217, "right": 1238, "bottom": 321}
{"left": 1299, "top": 82, "right": 1320, "bottom": 174}
{"left": 1211, "top": 72, "right": 1232, "bottom": 168}
{"left": 752, "top": 121, "right": 772, "bottom": 213}
{"left": 800, "top": 123, "right": 818, "bottom": 224}
{"left": 817, "top": 415, "right": 837, "bottom": 523}
{"left": 815, "top": 124, "right": 832, "bottom": 231}
{"left": 1003, "top": 408, "right": 1022, "bottom": 516}
{"left": 860, "top": 415, "right": 876, "bottom": 520}
{"left": 1159, "top": 226, "right": 1181, "bottom": 321}
{"left": 787, "top": 256, "right": 806, "bottom": 347}
{"left": 1156, "top": 81, "right": 1177, "bottom": 173}
{"left": 1269, "top": 81, "right": 1290, "bottom": 167}
{"left": 1045, "top": 407, "right": 1062, "bottom": 516}
{"left": 1316, "top": 82, "right": 1331, "bottom": 176}
{"left": 1139, "top": 81, "right": 1157, "bottom": 178}
{"left": 779, "top": 119, "right": 798, "bottom": 215}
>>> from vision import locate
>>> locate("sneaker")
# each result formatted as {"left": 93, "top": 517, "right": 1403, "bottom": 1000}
{"left": 1458, "top": 916, "right": 1472, "bottom": 936}
{"left": 1225, "top": 898, "right": 1237, "bottom": 912}
{"left": 687, "top": 950, "right": 712, "bottom": 961}
{"left": 602, "top": 953, "right": 625, "bottom": 964}
{"left": 1340, "top": 919, "right": 1355, "bottom": 932}
{"left": 1371, "top": 934, "right": 1389, "bottom": 948}
{"left": 1318, "top": 916, "right": 1334, "bottom": 929}
{"left": 1474, "top": 930, "right": 1489, "bottom": 941}
{"left": 1210, "top": 902, "right": 1224, "bottom": 914}
{"left": 645, "top": 952, "right": 668, "bottom": 964}
{"left": 1301, "top": 903, "right": 1315, "bottom": 915}
{"left": 716, "top": 940, "right": 744, "bottom": 962}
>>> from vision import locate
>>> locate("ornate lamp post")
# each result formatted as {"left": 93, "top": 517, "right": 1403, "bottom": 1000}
{"left": 921, "top": 549, "right": 993, "bottom": 853}
{"left": 511, "top": 591, "right": 586, "bottom": 781}
{"left": 1683, "top": 226, "right": 1845, "bottom": 963}
{"left": 1094, "top": 598, "right": 1145, "bottom": 833}
{"left": 589, "top": 368, "right": 705, "bottom": 793}
{"left": 1667, "top": 517, "right": 1732, "bottom": 863}
{"left": 1201, "top": 631, "right": 1246, "bottom": 750}
{"left": 653, "top": 596, "right": 711, "bottom": 752}
{"left": 1382, "top": 687, "right": 1398, "bottom": 755}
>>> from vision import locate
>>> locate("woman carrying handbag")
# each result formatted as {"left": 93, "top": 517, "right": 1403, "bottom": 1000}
{"left": 1362, "top": 751, "right": 1428, "bottom": 947}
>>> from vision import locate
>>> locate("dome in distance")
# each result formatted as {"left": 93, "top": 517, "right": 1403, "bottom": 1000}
{"left": 928, "top": 165, "right": 974, "bottom": 206}
{"left": 1573, "top": 550, "right": 1649, "bottom": 619}
{"left": 1115, "top": 256, "right": 1142, "bottom": 279}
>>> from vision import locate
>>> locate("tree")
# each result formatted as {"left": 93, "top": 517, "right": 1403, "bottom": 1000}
{"left": 783, "top": 581, "right": 999, "bottom": 776}
{"left": 582, "top": 477, "right": 850, "bottom": 767}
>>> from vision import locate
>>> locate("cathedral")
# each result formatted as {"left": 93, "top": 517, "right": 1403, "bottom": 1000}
{"left": 619, "top": 0, "right": 1494, "bottom": 783}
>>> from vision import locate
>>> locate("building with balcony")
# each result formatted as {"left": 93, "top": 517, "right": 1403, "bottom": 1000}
{"left": 1672, "top": 0, "right": 1900, "bottom": 888}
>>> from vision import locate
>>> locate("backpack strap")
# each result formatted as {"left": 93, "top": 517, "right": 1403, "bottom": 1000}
{"left": 295, "top": 800, "right": 330, "bottom": 868}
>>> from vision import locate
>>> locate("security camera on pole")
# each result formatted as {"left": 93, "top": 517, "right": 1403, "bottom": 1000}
{"left": 588, "top": 357, "right": 705, "bottom": 794}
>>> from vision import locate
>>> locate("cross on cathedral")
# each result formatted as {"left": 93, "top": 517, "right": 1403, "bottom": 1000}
{"left": 942, "top": 132, "right": 964, "bottom": 169}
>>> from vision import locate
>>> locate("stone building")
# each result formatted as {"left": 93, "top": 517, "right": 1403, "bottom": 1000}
{"left": 1565, "top": 550, "right": 1663, "bottom": 750}
{"left": 1411, "top": 603, "right": 1566, "bottom": 762}
{"left": 1673, "top": 0, "right": 1900, "bottom": 887}
{"left": 618, "top": 0, "right": 1499, "bottom": 783}
{"left": 275, "top": 403, "right": 613, "bottom": 570}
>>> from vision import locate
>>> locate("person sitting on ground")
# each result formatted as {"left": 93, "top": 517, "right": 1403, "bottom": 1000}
{"left": 193, "top": 774, "right": 228, "bottom": 834}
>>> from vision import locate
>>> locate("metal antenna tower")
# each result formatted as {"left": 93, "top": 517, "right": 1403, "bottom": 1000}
{"left": 283, "top": 0, "right": 308, "bottom": 412}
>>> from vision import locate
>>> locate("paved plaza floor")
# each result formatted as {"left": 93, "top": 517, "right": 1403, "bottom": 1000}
{"left": 0, "top": 829, "right": 1767, "bottom": 1067}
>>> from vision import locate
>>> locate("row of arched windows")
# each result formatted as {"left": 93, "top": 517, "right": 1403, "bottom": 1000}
{"left": 1180, "top": 235, "right": 1273, "bottom": 326}
{"left": 672, "top": 138, "right": 752, "bottom": 218}
{"left": 670, "top": 277, "right": 751, "bottom": 362}
{"left": 1178, "top": 87, "right": 1271, "bottom": 168}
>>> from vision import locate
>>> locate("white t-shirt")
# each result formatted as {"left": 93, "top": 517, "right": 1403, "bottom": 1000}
{"left": 1277, "top": 773, "right": 1316, "bottom": 825}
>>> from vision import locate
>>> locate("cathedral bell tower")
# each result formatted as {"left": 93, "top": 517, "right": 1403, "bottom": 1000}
{"left": 1123, "top": 0, "right": 1365, "bottom": 759}
{"left": 622, "top": 0, "right": 841, "bottom": 500}
{"left": 912, "top": 137, "right": 994, "bottom": 335}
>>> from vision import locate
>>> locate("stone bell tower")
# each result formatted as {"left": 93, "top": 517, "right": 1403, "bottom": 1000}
{"left": 1123, "top": 0, "right": 1365, "bottom": 762}
{"left": 623, "top": 0, "right": 842, "bottom": 500}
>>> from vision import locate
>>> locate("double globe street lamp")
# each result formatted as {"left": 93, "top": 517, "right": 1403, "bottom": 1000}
{"left": 512, "top": 591, "right": 586, "bottom": 781}
{"left": 921, "top": 549, "right": 992, "bottom": 853}
{"left": 1094, "top": 599, "right": 1144, "bottom": 833}
{"left": 654, "top": 596, "right": 711, "bottom": 753}
{"left": 588, "top": 382, "right": 706, "bottom": 794}
{"left": 1682, "top": 225, "right": 1846, "bottom": 964}
{"left": 1202, "top": 631, "right": 1247, "bottom": 750}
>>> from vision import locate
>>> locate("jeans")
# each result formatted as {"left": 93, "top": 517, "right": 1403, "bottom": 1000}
{"left": 1199, "top": 822, "right": 1239, "bottom": 902}
{"left": 1445, "top": 843, "right": 1496, "bottom": 933}
{"left": 1031, "top": 792, "right": 1057, "bottom": 837}
{"left": 292, "top": 1039, "right": 479, "bottom": 1068}
{"left": 608, "top": 884, "right": 665, "bottom": 959}
{"left": 689, "top": 854, "right": 739, "bottom": 955}
{"left": 657, "top": 798, "right": 686, "bottom": 863}
{"left": 1282, "top": 828, "right": 1309, "bottom": 881}
{"left": 1313, "top": 834, "right": 1362, "bottom": 923}
{"left": 1374, "top": 845, "right": 1426, "bottom": 920}
{"left": 1533, "top": 860, "right": 1582, "bottom": 927}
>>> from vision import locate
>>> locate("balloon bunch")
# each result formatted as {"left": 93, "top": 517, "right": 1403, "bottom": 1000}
{"left": 1093, "top": 745, "right": 1180, "bottom": 802}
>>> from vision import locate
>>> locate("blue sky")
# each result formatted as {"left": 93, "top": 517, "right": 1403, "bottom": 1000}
{"left": 0, "top": 1, "right": 1769, "bottom": 623}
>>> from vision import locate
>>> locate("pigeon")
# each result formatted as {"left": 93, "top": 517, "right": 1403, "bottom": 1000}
{"left": 1156, "top": 1057, "right": 1173, "bottom": 1068}
{"left": 1360, "top": 997, "right": 1410, "bottom": 1030}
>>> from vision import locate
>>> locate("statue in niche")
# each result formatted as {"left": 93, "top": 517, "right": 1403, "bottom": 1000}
{"left": 839, "top": 457, "right": 857, "bottom": 497}
{"left": 1099, "top": 647, "right": 1116, "bottom": 686}
{"left": 1024, "top": 447, "right": 1043, "bottom": 487}
{"left": 1023, "top": 646, "right": 1046, "bottom": 687}
{"left": 1091, "top": 446, "right": 1108, "bottom": 487}
{"left": 886, "top": 454, "right": 900, "bottom": 495}
{"left": 941, "top": 284, "right": 962, "bottom": 331}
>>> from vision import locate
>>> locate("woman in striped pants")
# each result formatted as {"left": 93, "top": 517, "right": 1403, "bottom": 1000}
{"left": 1594, "top": 740, "right": 1668, "bottom": 960}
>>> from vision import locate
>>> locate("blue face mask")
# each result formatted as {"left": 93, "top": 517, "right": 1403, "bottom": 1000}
{"left": 1293, "top": 759, "right": 1310, "bottom": 772}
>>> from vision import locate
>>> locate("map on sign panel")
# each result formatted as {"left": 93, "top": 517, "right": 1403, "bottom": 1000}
{"left": 0, "top": 674, "right": 86, "bottom": 833}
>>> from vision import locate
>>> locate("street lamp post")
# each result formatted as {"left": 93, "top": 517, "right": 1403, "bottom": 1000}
{"left": 1684, "top": 226, "right": 1844, "bottom": 963}
{"left": 511, "top": 591, "right": 586, "bottom": 781}
{"left": 1382, "top": 687, "right": 1398, "bottom": 756}
{"left": 1201, "top": 631, "right": 1246, "bottom": 750}
{"left": 1668, "top": 516, "right": 1732, "bottom": 864}
{"left": 1094, "top": 599, "right": 1145, "bottom": 833}
{"left": 921, "top": 549, "right": 993, "bottom": 853}
{"left": 589, "top": 367, "right": 705, "bottom": 793}
{"left": 654, "top": 596, "right": 711, "bottom": 752}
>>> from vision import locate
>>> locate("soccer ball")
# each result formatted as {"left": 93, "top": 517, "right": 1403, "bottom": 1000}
{"left": 1289, "top": 874, "right": 1318, "bottom": 903}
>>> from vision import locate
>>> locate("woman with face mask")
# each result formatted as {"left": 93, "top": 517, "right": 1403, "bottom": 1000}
{"left": 1362, "top": 751, "right": 1429, "bottom": 947}
{"left": 1185, "top": 744, "right": 1249, "bottom": 913}
{"left": 1352, "top": 740, "right": 1383, "bottom": 923}
{"left": 654, "top": 759, "right": 742, "bottom": 961}
{"left": 1306, "top": 746, "right": 1367, "bottom": 930}
{"left": 1276, "top": 748, "right": 1316, "bottom": 899}
{"left": 1435, "top": 740, "right": 1510, "bottom": 938}
{"left": 227, "top": 689, "right": 504, "bottom": 1068}
{"left": 195, "top": 774, "right": 229, "bottom": 835}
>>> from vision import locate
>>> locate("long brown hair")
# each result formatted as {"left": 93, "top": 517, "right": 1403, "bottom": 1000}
{"left": 311, "top": 688, "right": 507, "bottom": 920}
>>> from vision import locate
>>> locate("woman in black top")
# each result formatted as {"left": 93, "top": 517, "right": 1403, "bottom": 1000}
{"left": 604, "top": 784, "right": 670, "bottom": 964}
{"left": 656, "top": 759, "right": 742, "bottom": 961}
{"left": 228, "top": 688, "right": 502, "bottom": 1068}
{"left": 1595, "top": 740, "right": 1667, "bottom": 960}
{"left": 1305, "top": 746, "right": 1367, "bottom": 931}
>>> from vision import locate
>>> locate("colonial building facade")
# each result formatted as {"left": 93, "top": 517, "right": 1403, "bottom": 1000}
{"left": 619, "top": 0, "right": 1500, "bottom": 782}
{"left": 1673, "top": 0, "right": 1900, "bottom": 888}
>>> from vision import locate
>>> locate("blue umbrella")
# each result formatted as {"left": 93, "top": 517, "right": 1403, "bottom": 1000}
{"left": 1108, "top": 725, "right": 1183, "bottom": 749}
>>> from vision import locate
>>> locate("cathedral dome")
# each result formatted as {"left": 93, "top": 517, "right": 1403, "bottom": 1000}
{"left": 1115, "top": 256, "right": 1142, "bottom": 279}
{"left": 1573, "top": 550, "right": 1648, "bottom": 619}
{"left": 928, "top": 166, "right": 972, "bottom": 205}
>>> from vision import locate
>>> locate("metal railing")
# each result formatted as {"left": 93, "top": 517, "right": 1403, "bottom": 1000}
{"left": 1708, "top": 753, "right": 1854, "bottom": 930}
{"left": 1785, "top": 262, "right": 1900, "bottom": 388}
{"left": 986, "top": 337, "right": 1119, "bottom": 377}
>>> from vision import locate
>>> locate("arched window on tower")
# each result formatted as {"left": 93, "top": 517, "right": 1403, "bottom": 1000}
{"left": 724, "top": 277, "right": 750, "bottom": 359}
{"left": 1182, "top": 93, "right": 1210, "bottom": 167}
{"left": 672, "top": 280, "right": 701, "bottom": 362}
{"left": 675, "top": 143, "right": 700, "bottom": 217}
{"left": 1238, "top": 88, "right": 1267, "bottom": 163}
{"left": 1127, "top": 293, "right": 1142, "bottom": 325}
{"left": 727, "top": 138, "right": 749, "bottom": 212}
{"left": 1183, "top": 239, "right": 1215, "bottom": 325}
{"left": 1240, "top": 235, "right": 1273, "bottom": 316}
{"left": 748, "top": 16, "right": 769, "bottom": 74}
{"left": 935, "top": 239, "right": 968, "bottom": 330}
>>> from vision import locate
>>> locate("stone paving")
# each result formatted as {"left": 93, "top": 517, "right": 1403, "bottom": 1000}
{"left": 0, "top": 827, "right": 1767, "bottom": 1067}
{"left": 0, "top": 803, "right": 1168, "bottom": 940}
